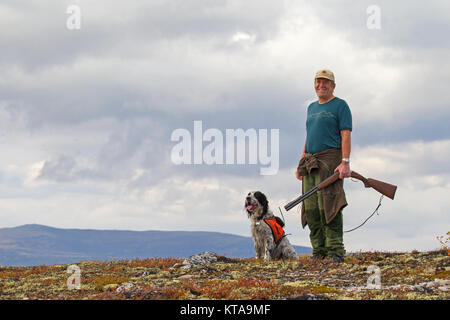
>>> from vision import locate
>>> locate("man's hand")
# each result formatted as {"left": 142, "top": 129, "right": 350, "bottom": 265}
{"left": 334, "top": 162, "right": 351, "bottom": 179}
{"left": 295, "top": 170, "right": 303, "bottom": 181}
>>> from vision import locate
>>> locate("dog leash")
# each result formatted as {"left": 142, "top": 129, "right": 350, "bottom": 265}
{"left": 344, "top": 195, "right": 383, "bottom": 233}
{"left": 278, "top": 194, "right": 384, "bottom": 233}
{"left": 278, "top": 206, "right": 286, "bottom": 225}
{"left": 277, "top": 207, "right": 293, "bottom": 242}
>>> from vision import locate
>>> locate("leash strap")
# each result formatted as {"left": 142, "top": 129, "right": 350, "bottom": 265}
{"left": 278, "top": 206, "right": 286, "bottom": 224}
{"left": 344, "top": 195, "right": 384, "bottom": 233}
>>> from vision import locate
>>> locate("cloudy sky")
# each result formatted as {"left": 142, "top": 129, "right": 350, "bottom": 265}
{"left": 1, "top": 0, "right": 449, "bottom": 252}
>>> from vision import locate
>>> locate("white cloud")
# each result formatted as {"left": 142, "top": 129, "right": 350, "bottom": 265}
{"left": 352, "top": 139, "right": 450, "bottom": 179}
{"left": 0, "top": 1, "right": 449, "bottom": 255}
{"left": 230, "top": 31, "right": 256, "bottom": 44}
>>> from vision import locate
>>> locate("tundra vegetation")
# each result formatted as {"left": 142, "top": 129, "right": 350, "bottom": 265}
{"left": 0, "top": 250, "right": 448, "bottom": 300}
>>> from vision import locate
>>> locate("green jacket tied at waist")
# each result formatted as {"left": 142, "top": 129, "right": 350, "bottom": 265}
{"left": 297, "top": 148, "right": 347, "bottom": 228}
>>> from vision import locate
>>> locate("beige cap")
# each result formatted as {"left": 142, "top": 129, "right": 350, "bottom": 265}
{"left": 315, "top": 69, "right": 335, "bottom": 82}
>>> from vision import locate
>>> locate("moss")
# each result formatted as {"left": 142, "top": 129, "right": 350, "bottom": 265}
{"left": 283, "top": 280, "right": 310, "bottom": 287}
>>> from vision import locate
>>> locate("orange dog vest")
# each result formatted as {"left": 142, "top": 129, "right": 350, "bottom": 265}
{"left": 264, "top": 218, "right": 285, "bottom": 244}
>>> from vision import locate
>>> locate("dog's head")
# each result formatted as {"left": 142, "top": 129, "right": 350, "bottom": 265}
{"left": 245, "top": 191, "right": 268, "bottom": 219}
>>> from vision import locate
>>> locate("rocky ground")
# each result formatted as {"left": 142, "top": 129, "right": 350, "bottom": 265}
{"left": 0, "top": 250, "right": 448, "bottom": 300}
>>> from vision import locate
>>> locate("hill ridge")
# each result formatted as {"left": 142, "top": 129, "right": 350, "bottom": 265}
{"left": 0, "top": 224, "right": 311, "bottom": 266}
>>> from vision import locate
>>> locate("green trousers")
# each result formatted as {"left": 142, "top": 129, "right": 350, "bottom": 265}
{"left": 303, "top": 169, "right": 345, "bottom": 257}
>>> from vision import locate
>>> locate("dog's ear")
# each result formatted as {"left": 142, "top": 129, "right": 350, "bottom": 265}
{"left": 254, "top": 191, "right": 268, "bottom": 214}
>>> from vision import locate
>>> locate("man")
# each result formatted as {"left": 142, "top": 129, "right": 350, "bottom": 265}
{"left": 295, "top": 69, "right": 352, "bottom": 263}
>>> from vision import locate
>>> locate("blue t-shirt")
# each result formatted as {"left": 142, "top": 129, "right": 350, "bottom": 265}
{"left": 305, "top": 97, "right": 352, "bottom": 154}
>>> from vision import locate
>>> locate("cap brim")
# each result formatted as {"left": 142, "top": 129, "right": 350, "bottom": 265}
{"left": 315, "top": 76, "right": 334, "bottom": 81}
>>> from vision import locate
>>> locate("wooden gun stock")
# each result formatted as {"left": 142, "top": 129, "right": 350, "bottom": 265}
{"left": 350, "top": 171, "right": 397, "bottom": 200}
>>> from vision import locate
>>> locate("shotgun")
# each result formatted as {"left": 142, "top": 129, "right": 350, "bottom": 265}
{"left": 284, "top": 171, "right": 397, "bottom": 211}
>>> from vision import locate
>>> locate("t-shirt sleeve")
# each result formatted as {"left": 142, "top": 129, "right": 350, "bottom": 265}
{"left": 338, "top": 100, "right": 352, "bottom": 131}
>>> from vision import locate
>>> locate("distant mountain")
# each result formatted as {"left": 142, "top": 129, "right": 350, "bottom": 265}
{"left": 0, "top": 224, "right": 311, "bottom": 266}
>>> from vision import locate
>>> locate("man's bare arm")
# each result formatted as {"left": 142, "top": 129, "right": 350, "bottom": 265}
{"left": 334, "top": 129, "right": 351, "bottom": 179}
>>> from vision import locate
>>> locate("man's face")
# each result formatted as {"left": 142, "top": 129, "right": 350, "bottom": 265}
{"left": 314, "top": 78, "right": 335, "bottom": 100}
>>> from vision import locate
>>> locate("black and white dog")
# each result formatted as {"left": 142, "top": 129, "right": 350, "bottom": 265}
{"left": 245, "top": 191, "right": 297, "bottom": 260}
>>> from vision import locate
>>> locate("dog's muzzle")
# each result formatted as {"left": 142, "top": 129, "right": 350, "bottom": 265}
{"left": 245, "top": 197, "right": 258, "bottom": 213}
